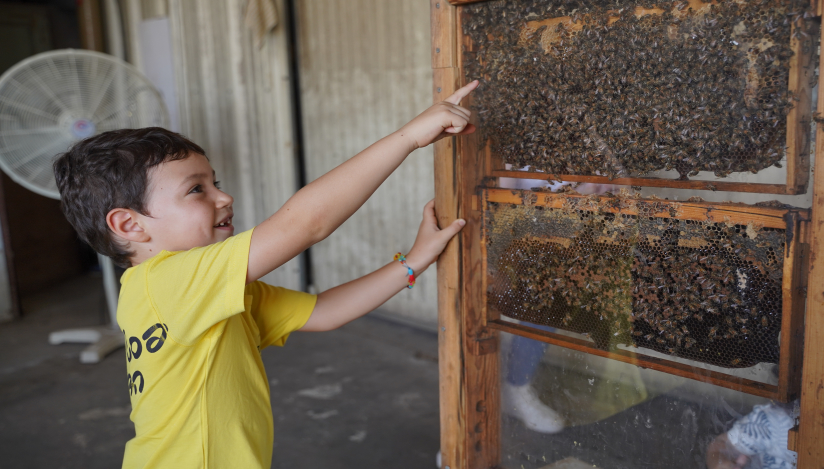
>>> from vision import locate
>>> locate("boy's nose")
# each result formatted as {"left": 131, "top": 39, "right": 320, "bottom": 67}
{"left": 216, "top": 190, "right": 233, "bottom": 208}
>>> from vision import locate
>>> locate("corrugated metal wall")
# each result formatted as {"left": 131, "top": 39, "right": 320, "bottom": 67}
{"left": 124, "top": 0, "right": 303, "bottom": 290}
{"left": 294, "top": 0, "right": 437, "bottom": 328}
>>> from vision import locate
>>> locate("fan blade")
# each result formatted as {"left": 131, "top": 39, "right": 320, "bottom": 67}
{"left": 0, "top": 95, "right": 60, "bottom": 121}
{"left": 0, "top": 126, "right": 63, "bottom": 137}
{"left": 10, "top": 136, "right": 70, "bottom": 169}
{"left": 26, "top": 70, "right": 77, "bottom": 116}
{"left": 86, "top": 67, "right": 119, "bottom": 120}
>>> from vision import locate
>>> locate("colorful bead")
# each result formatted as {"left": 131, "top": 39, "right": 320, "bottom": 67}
{"left": 395, "top": 252, "right": 415, "bottom": 289}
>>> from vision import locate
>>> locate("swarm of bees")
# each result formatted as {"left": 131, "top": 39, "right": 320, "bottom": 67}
{"left": 486, "top": 196, "right": 785, "bottom": 367}
{"left": 463, "top": 0, "right": 815, "bottom": 179}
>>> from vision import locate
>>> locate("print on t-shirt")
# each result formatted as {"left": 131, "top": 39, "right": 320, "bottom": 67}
{"left": 123, "top": 323, "right": 168, "bottom": 396}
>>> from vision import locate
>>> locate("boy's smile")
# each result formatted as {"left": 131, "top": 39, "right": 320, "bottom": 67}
{"left": 138, "top": 152, "right": 235, "bottom": 255}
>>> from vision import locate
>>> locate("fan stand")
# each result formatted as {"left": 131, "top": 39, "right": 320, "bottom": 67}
{"left": 0, "top": 49, "right": 169, "bottom": 364}
{"left": 48, "top": 254, "right": 123, "bottom": 364}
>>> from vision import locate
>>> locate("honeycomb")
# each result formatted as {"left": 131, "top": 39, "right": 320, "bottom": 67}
{"left": 486, "top": 193, "right": 790, "bottom": 368}
{"left": 462, "top": 0, "right": 817, "bottom": 179}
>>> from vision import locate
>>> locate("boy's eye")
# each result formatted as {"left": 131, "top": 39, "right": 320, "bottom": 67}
{"left": 188, "top": 184, "right": 203, "bottom": 194}
{"left": 214, "top": 180, "right": 221, "bottom": 189}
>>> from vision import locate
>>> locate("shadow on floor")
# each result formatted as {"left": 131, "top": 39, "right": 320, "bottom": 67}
{"left": 0, "top": 274, "right": 440, "bottom": 469}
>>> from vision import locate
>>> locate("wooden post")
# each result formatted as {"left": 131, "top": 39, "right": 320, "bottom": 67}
{"left": 434, "top": 1, "right": 500, "bottom": 467}
{"left": 796, "top": 20, "right": 824, "bottom": 469}
{"left": 432, "top": 2, "right": 465, "bottom": 469}
{"left": 78, "top": 0, "right": 105, "bottom": 52}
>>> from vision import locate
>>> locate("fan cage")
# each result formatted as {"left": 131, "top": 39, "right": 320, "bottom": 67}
{"left": 0, "top": 49, "right": 169, "bottom": 199}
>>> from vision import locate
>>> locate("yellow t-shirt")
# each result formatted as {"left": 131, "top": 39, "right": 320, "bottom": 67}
{"left": 117, "top": 229, "right": 317, "bottom": 469}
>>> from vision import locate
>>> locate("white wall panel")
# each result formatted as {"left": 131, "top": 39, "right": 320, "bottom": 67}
{"left": 295, "top": 0, "right": 437, "bottom": 327}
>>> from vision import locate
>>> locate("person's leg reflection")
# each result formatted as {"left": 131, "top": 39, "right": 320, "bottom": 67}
{"left": 503, "top": 323, "right": 564, "bottom": 433}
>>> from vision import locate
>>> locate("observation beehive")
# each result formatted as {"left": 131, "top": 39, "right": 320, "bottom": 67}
{"left": 461, "top": 0, "right": 818, "bottom": 193}
{"left": 431, "top": 0, "right": 824, "bottom": 467}
{"left": 483, "top": 188, "right": 808, "bottom": 399}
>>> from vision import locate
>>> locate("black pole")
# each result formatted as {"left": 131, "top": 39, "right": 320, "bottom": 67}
{"left": 284, "top": 0, "right": 314, "bottom": 292}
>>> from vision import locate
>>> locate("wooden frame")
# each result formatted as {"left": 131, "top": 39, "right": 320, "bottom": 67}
{"left": 433, "top": 0, "right": 824, "bottom": 467}
{"left": 459, "top": 0, "right": 818, "bottom": 195}
{"left": 482, "top": 188, "right": 809, "bottom": 401}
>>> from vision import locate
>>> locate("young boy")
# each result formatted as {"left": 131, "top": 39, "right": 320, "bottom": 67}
{"left": 53, "top": 80, "right": 479, "bottom": 469}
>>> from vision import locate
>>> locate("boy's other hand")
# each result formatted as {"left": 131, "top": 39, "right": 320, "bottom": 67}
{"left": 406, "top": 200, "right": 465, "bottom": 273}
{"left": 399, "top": 80, "right": 479, "bottom": 150}
{"left": 706, "top": 434, "right": 749, "bottom": 469}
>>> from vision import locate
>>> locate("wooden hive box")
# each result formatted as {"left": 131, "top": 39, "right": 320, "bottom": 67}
{"left": 431, "top": 0, "right": 824, "bottom": 468}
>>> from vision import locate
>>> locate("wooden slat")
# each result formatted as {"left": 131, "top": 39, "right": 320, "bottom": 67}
{"left": 433, "top": 68, "right": 460, "bottom": 103}
{"left": 492, "top": 170, "right": 793, "bottom": 195}
{"left": 433, "top": 70, "right": 465, "bottom": 469}
{"left": 788, "top": 426, "right": 799, "bottom": 452}
{"left": 778, "top": 218, "right": 809, "bottom": 401}
{"left": 785, "top": 19, "right": 818, "bottom": 194}
{"left": 449, "top": 0, "right": 493, "bottom": 4}
{"left": 457, "top": 9, "right": 500, "bottom": 464}
{"left": 796, "top": 18, "right": 824, "bottom": 469}
{"left": 431, "top": 0, "right": 457, "bottom": 69}
{"left": 524, "top": 1, "right": 702, "bottom": 42}
{"left": 484, "top": 188, "right": 806, "bottom": 229}
{"left": 488, "top": 319, "right": 778, "bottom": 399}
{"left": 78, "top": 0, "right": 104, "bottom": 52}
{"left": 481, "top": 191, "right": 496, "bottom": 327}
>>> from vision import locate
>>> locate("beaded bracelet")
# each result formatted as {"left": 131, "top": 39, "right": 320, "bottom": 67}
{"left": 394, "top": 253, "right": 416, "bottom": 289}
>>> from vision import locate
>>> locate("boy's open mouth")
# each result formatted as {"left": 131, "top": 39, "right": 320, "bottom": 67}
{"left": 214, "top": 216, "right": 233, "bottom": 229}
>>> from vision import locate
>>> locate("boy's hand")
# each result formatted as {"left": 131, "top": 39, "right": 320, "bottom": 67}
{"left": 406, "top": 200, "right": 466, "bottom": 273}
{"left": 706, "top": 434, "right": 749, "bottom": 469}
{"left": 399, "top": 80, "right": 479, "bottom": 150}
{"left": 303, "top": 200, "right": 463, "bottom": 332}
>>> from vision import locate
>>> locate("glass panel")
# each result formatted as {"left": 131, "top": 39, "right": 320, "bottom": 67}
{"left": 499, "top": 330, "right": 797, "bottom": 469}
{"left": 484, "top": 185, "right": 797, "bottom": 394}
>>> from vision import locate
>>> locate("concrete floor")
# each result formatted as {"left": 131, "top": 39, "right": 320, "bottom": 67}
{"left": 0, "top": 273, "right": 440, "bottom": 469}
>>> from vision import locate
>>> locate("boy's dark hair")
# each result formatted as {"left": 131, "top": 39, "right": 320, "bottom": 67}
{"left": 53, "top": 127, "right": 205, "bottom": 267}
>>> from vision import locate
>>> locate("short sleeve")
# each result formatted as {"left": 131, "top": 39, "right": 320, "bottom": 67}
{"left": 244, "top": 282, "right": 317, "bottom": 349}
{"left": 146, "top": 229, "right": 254, "bottom": 345}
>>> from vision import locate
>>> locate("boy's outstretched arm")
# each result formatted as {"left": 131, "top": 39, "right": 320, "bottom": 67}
{"left": 246, "top": 81, "right": 479, "bottom": 283}
{"left": 300, "top": 200, "right": 464, "bottom": 331}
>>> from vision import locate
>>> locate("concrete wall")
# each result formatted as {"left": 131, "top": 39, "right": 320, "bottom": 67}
{"left": 294, "top": 0, "right": 437, "bottom": 328}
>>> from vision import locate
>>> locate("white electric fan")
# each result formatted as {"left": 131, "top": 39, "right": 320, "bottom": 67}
{"left": 0, "top": 49, "right": 169, "bottom": 363}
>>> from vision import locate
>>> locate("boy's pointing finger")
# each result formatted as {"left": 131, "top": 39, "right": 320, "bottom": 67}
{"left": 443, "top": 80, "right": 479, "bottom": 105}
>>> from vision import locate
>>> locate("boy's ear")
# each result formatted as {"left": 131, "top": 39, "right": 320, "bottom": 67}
{"left": 106, "top": 208, "right": 150, "bottom": 243}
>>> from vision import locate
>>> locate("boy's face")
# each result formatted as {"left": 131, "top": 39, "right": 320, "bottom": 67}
{"left": 141, "top": 152, "right": 234, "bottom": 253}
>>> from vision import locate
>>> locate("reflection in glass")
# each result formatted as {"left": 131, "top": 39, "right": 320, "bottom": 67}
{"left": 499, "top": 331, "right": 796, "bottom": 469}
